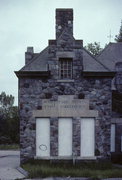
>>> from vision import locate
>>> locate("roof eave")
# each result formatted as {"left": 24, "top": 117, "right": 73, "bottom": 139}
{"left": 15, "top": 71, "right": 50, "bottom": 78}
{"left": 83, "top": 71, "right": 115, "bottom": 77}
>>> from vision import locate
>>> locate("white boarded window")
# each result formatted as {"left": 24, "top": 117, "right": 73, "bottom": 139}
{"left": 58, "top": 118, "right": 72, "bottom": 156}
{"left": 80, "top": 118, "right": 95, "bottom": 157}
{"left": 36, "top": 118, "right": 50, "bottom": 157}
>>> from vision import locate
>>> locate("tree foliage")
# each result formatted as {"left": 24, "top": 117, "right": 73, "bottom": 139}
{"left": 85, "top": 42, "right": 103, "bottom": 56}
{"left": 0, "top": 92, "right": 14, "bottom": 109}
{"left": 0, "top": 92, "right": 19, "bottom": 144}
{"left": 115, "top": 20, "right": 122, "bottom": 42}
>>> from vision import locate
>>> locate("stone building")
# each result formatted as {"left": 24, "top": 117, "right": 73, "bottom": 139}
{"left": 15, "top": 9, "right": 122, "bottom": 164}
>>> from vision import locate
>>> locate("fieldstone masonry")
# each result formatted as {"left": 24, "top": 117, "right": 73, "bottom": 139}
{"left": 18, "top": 77, "right": 112, "bottom": 163}
{"left": 72, "top": 118, "right": 81, "bottom": 157}
{"left": 56, "top": 9, "right": 73, "bottom": 39}
{"left": 50, "top": 118, "right": 58, "bottom": 156}
{"left": 15, "top": 8, "right": 122, "bottom": 164}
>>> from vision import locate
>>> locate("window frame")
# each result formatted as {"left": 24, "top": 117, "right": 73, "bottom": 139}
{"left": 59, "top": 58, "right": 73, "bottom": 80}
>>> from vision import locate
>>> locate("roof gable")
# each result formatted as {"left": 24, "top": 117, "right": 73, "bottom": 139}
{"left": 97, "top": 42, "right": 122, "bottom": 71}
{"left": 83, "top": 48, "right": 110, "bottom": 72}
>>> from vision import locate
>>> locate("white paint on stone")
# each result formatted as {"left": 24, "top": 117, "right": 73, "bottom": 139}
{"left": 80, "top": 118, "right": 95, "bottom": 157}
{"left": 58, "top": 118, "right": 72, "bottom": 156}
{"left": 110, "top": 124, "right": 115, "bottom": 152}
{"left": 36, "top": 118, "right": 50, "bottom": 157}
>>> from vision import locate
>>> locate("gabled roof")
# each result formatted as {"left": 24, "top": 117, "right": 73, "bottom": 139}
{"left": 20, "top": 47, "right": 49, "bottom": 72}
{"left": 83, "top": 48, "right": 110, "bottom": 72}
{"left": 17, "top": 37, "right": 114, "bottom": 75}
{"left": 97, "top": 42, "right": 122, "bottom": 71}
{"left": 18, "top": 46, "right": 110, "bottom": 74}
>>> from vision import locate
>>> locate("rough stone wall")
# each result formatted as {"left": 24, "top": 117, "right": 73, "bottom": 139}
{"left": 19, "top": 76, "right": 112, "bottom": 163}
{"left": 50, "top": 118, "right": 58, "bottom": 156}
{"left": 56, "top": 9, "right": 73, "bottom": 39}
{"left": 72, "top": 118, "right": 81, "bottom": 156}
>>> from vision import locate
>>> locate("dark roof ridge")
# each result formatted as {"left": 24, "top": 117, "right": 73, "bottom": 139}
{"left": 83, "top": 47, "right": 111, "bottom": 71}
{"left": 20, "top": 46, "right": 49, "bottom": 71}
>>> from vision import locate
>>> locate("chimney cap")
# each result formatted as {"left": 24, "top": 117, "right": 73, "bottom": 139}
{"left": 56, "top": 8, "right": 73, "bottom": 11}
{"left": 27, "top": 47, "right": 34, "bottom": 53}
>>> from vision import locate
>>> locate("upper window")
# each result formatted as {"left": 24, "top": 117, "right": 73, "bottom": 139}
{"left": 59, "top": 58, "right": 73, "bottom": 79}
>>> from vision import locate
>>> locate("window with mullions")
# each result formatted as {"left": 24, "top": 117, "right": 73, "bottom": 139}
{"left": 59, "top": 58, "right": 73, "bottom": 79}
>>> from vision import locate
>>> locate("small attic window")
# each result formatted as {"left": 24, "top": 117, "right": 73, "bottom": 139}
{"left": 59, "top": 58, "right": 73, "bottom": 79}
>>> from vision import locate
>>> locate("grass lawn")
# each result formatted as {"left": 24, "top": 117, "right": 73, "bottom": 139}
{"left": 22, "top": 160, "right": 122, "bottom": 179}
{"left": 0, "top": 144, "right": 19, "bottom": 150}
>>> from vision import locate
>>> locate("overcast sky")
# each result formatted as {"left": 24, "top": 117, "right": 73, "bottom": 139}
{"left": 0, "top": 0, "right": 122, "bottom": 105}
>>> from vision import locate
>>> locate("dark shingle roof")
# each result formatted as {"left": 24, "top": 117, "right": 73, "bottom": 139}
{"left": 18, "top": 46, "right": 110, "bottom": 73}
{"left": 20, "top": 47, "right": 49, "bottom": 72}
{"left": 18, "top": 42, "right": 119, "bottom": 74}
{"left": 97, "top": 42, "right": 122, "bottom": 71}
{"left": 83, "top": 48, "right": 110, "bottom": 72}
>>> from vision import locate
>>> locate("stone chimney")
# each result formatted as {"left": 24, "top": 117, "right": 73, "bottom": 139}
{"left": 25, "top": 47, "right": 34, "bottom": 65}
{"left": 56, "top": 8, "right": 73, "bottom": 39}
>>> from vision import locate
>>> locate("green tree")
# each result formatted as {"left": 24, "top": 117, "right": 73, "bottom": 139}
{"left": 85, "top": 42, "right": 103, "bottom": 56}
{"left": 115, "top": 20, "right": 122, "bottom": 42}
{"left": 0, "top": 92, "right": 19, "bottom": 144}
{"left": 0, "top": 92, "right": 14, "bottom": 109}
{"left": 6, "top": 106, "right": 19, "bottom": 143}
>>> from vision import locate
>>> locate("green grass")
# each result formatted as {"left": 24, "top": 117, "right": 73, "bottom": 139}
{"left": 22, "top": 160, "right": 122, "bottom": 179}
{"left": 0, "top": 144, "right": 19, "bottom": 150}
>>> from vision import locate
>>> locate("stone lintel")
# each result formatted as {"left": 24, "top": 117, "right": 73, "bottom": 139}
{"left": 56, "top": 51, "right": 75, "bottom": 58}
{"left": 33, "top": 110, "right": 98, "bottom": 118}
{"left": 57, "top": 79, "right": 75, "bottom": 83}
{"left": 111, "top": 118, "right": 122, "bottom": 124}
{"left": 33, "top": 96, "right": 98, "bottom": 118}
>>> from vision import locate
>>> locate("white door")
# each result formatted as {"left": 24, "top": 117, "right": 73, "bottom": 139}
{"left": 36, "top": 118, "right": 50, "bottom": 157}
{"left": 80, "top": 118, "right": 95, "bottom": 157}
{"left": 58, "top": 118, "right": 72, "bottom": 156}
